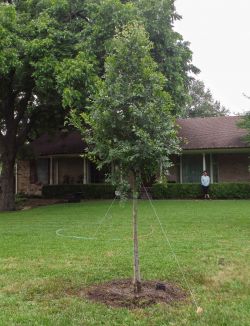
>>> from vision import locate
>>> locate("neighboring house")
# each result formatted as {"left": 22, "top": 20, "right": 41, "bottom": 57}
{"left": 16, "top": 116, "right": 250, "bottom": 195}
{"left": 168, "top": 116, "right": 250, "bottom": 183}
{"left": 16, "top": 131, "right": 106, "bottom": 196}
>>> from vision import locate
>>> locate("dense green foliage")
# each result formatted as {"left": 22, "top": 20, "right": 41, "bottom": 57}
{"left": 42, "top": 184, "right": 116, "bottom": 199}
{"left": 0, "top": 200, "right": 249, "bottom": 325}
{"left": 70, "top": 21, "right": 182, "bottom": 291}
{"left": 131, "top": 0, "right": 199, "bottom": 114}
{"left": 0, "top": 0, "right": 88, "bottom": 138}
{"left": 71, "top": 22, "right": 180, "bottom": 191}
{"left": 210, "top": 183, "right": 250, "bottom": 199}
{"left": 60, "top": 0, "right": 197, "bottom": 115}
{"left": 0, "top": 0, "right": 96, "bottom": 209}
{"left": 41, "top": 182, "right": 250, "bottom": 200}
{"left": 238, "top": 112, "right": 250, "bottom": 144}
{"left": 0, "top": 0, "right": 197, "bottom": 210}
{"left": 152, "top": 182, "right": 250, "bottom": 199}
{"left": 184, "top": 79, "right": 229, "bottom": 118}
{"left": 152, "top": 183, "right": 201, "bottom": 199}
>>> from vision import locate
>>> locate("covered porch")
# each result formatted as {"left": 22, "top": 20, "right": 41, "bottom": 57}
{"left": 168, "top": 149, "right": 250, "bottom": 184}
{"left": 34, "top": 155, "right": 106, "bottom": 185}
{"left": 174, "top": 116, "right": 250, "bottom": 184}
{"left": 16, "top": 155, "right": 107, "bottom": 195}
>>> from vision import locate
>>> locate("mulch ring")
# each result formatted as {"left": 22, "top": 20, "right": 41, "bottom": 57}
{"left": 80, "top": 279, "right": 188, "bottom": 309}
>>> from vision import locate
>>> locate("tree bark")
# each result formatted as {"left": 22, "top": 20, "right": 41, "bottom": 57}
{"left": 0, "top": 155, "right": 16, "bottom": 211}
{"left": 132, "top": 172, "right": 142, "bottom": 294}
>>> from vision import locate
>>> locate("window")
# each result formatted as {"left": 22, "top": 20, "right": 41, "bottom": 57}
{"left": 182, "top": 155, "right": 203, "bottom": 183}
{"left": 30, "top": 159, "right": 49, "bottom": 184}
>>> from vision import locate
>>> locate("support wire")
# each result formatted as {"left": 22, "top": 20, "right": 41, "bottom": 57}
{"left": 142, "top": 184, "right": 200, "bottom": 310}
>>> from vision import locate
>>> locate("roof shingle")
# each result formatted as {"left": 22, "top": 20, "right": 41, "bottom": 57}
{"left": 32, "top": 131, "right": 85, "bottom": 156}
{"left": 177, "top": 116, "right": 249, "bottom": 150}
{"left": 31, "top": 116, "right": 250, "bottom": 156}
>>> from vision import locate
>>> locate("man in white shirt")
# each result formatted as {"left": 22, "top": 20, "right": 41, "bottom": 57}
{"left": 201, "top": 171, "right": 210, "bottom": 199}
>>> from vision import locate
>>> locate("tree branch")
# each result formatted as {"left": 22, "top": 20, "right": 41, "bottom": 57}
{"left": 14, "top": 89, "right": 33, "bottom": 127}
{"left": 1, "top": 70, "right": 16, "bottom": 131}
{"left": 16, "top": 109, "right": 38, "bottom": 147}
{"left": 63, "top": 9, "right": 91, "bottom": 23}
{"left": 0, "top": 133, "right": 5, "bottom": 153}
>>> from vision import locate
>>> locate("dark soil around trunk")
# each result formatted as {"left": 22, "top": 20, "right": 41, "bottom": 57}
{"left": 81, "top": 279, "right": 188, "bottom": 309}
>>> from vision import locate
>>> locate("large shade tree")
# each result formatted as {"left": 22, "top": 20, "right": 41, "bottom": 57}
{"left": 240, "top": 114, "right": 250, "bottom": 142}
{"left": 238, "top": 100, "right": 250, "bottom": 144}
{"left": 0, "top": 0, "right": 196, "bottom": 211}
{"left": 0, "top": 0, "right": 96, "bottom": 210}
{"left": 70, "top": 23, "right": 180, "bottom": 293}
{"left": 131, "top": 0, "right": 199, "bottom": 115}
{"left": 77, "top": 0, "right": 198, "bottom": 116}
{"left": 184, "top": 79, "right": 229, "bottom": 118}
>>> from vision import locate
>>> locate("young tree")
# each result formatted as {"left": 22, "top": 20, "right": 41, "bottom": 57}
{"left": 70, "top": 23, "right": 180, "bottom": 293}
{"left": 184, "top": 79, "right": 229, "bottom": 118}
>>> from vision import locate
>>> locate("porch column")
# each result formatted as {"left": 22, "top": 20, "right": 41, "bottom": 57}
{"left": 49, "top": 156, "right": 53, "bottom": 185}
{"left": 179, "top": 155, "right": 183, "bottom": 184}
{"left": 202, "top": 153, "right": 206, "bottom": 171}
{"left": 159, "top": 161, "right": 163, "bottom": 183}
{"left": 210, "top": 153, "right": 214, "bottom": 184}
{"left": 87, "top": 160, "right": 90, "bottom": 183}
{"left": 15, "top": 162, "right": 18, "bottom": 194}
{"left": 83, "top": 157, "right": 87, "bottom": 184}
{"left": 111, "top": 162, "right": 115, "bottom": 178}
{"left": 55, "top": 159, "right": 59, "bottom": 184}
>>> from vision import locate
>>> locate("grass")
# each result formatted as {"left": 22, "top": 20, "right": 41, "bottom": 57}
{"left": 0, "top": 199, "right": 249, "bottom": 325}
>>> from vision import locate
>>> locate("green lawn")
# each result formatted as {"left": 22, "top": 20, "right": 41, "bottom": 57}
{"left": 0, "top": 200, "right": 249, "bottom": 325}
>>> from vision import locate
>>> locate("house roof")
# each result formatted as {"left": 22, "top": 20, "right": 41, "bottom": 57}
{"left": 31, "top": 116, "right": 249, "bottom": 156}
{"left": 177, "top": 116, "right": 249, "bottom": 150}
{"left": 31, "top": 131, "right": 85, "bottom": 156}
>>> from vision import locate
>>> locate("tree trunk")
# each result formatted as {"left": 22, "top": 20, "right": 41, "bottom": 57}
{"left": 132, "top": 172, "right": 142, "bottom": 294}
{"left": 0, "top": 155, "right": 16, "bottom": 211}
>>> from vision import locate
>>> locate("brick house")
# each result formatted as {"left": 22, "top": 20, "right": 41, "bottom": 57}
{"left": 16, "top": 116, "right": 250, "bottom": 195}
{"left": 168, "top": 116, "right": 250, "bottom": 183}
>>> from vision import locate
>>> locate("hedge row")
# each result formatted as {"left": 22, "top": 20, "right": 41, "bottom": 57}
{"left": 42, "top": 183, "right": 250, "bottom": 200}
{"left": 42, "top": 184, "right": 116, "bottom": 199}
{"left": 151, "top": 183, "right": 250, "bottom": 199}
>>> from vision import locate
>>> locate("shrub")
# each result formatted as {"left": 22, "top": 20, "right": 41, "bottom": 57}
{"left": 15, "top": 193, "right": 27, "bottom": 205}
{"left": 151, "top": 183, "right": 250, "bottom": 199}
{"left": 151, "top": 183, "right": 201, "bottom": 199}
{"left": 210, "top": 183, "right": 250, "bottom": 199}
{"left": 42, "top": 184, "right": 116, "bottom": 199}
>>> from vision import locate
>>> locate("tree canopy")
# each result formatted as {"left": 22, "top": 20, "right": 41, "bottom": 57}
{"left": 0, "top": 0, "right": 196, "bottom": 210}
{"left": 238, "top": 104, "right": 250, "bottom": 144}
{"left": 184, "top": 79, "right": 229, "bottom": 118}
{"left": 0, "top": 0, "right": 96, "bottom": 210}
{"left": 58, "top": 0, "right": 198, "bottom": 115}
{"left": 72, "top": 22, "right": 180, "bottom": 182}
{"left": 131, "top": 0, "right": 199, "bottom": 115}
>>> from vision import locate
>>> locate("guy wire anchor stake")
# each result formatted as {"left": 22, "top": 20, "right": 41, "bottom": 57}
{"left": 196, "top": 306, "right": 204, "bottom": 315}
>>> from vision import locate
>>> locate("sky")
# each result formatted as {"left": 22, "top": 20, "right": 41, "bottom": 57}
{"left": 174, "top": 0, "right": 250, "bottom": 115}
